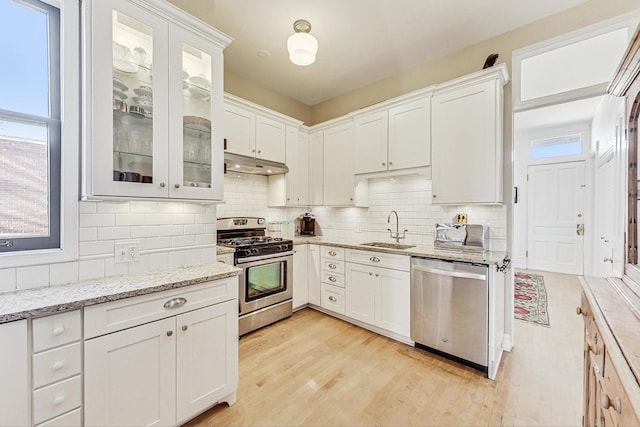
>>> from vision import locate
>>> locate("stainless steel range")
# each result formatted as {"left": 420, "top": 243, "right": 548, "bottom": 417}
{"left": 217, "top": 217, "right": 293, "bottom": 336}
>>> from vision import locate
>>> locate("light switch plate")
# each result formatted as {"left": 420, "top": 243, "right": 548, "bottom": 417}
{"left": 354, "top": 224, "right": 362, "bottom": 233}
{"left": 114, "top": 241, "right": 141, "bottom": 263}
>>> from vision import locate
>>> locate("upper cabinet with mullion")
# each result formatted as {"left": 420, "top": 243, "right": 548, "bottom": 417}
{"left": 82, "top": 0, "right": 231, "bottom": 201}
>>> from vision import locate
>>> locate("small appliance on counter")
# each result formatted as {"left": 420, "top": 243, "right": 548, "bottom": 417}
{"left": 434, "top": 223, "right": 488, "bottom": 252}
{"left": 299, "top": 212, "right": 316, "bottom": 236}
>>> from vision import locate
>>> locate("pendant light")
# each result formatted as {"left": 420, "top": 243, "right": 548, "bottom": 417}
{"left": 287, "top": 19, "right": 318, "bottom": 66}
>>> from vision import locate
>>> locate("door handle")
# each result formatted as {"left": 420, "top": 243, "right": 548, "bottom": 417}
{"left": 576, "top": 224, "right": 584, "bottom": 236}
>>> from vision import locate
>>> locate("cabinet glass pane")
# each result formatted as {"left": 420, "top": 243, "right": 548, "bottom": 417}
{"left": 182, "top": 43, "right": 212, "bottom": 188}
{"left": 112, "top": 10, "right": 154, "bottom": 184}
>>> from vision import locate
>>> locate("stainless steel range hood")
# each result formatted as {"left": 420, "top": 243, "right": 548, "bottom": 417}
{"left": 224, "top": 152, "right": 289, "bottom": 175}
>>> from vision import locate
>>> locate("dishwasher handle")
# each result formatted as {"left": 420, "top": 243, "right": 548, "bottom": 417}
{"left": 412, "top": 264, "right": 487, "bottom": 281}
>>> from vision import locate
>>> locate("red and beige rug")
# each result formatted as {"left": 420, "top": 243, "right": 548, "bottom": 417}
{"left": 514, "top": 272, "right": 550, "bottom": 327}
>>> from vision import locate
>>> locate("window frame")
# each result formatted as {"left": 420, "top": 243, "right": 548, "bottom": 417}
{"left": 0, "top": 0, "right": 78, "bottom": 268}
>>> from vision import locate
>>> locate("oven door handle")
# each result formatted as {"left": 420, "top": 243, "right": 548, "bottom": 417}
{"left": 235, "top": 251, "right": 294, "bottom": 264}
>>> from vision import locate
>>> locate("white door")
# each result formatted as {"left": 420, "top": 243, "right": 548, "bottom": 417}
{"left": 595, "top": 151, "right": 615, "bottom": 277}
{"left": 353, "top": 110, "right": 388, "bottom": 174}
{"left": 375, "top": 268, "right": 411, "bottom": 337}
{"left": 84, "top": 317, "right": 176, "bottom": 427}
{"left": 176, "top": 301, "right": 237, "bottom": 425}
{"left": 345, "top": 264, "right": 375, "bottom": 325}
{"left": 255, "top": 115, "right": 286, "bottom": 163}
{"left": 527, "top": 161, "right": 585, "bottom": 274}
{"left": 324, "top": 123, "right": 355, "bottom": 205}
{"left": 224, "top": 104, "right": 255, "bottom": 157}
{"left": 388, "top": 97, "right": 431, "bottom": 170}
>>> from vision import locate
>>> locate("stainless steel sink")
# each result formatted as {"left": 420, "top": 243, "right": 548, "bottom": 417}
{"left": 361, "top": 242, "right": 415, "bottom": 250}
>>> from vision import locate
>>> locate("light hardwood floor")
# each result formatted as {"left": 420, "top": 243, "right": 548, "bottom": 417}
{"left": 185, "top": 270, "right": 583, "bottom": 426}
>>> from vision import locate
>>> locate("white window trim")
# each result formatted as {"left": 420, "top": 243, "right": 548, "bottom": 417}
{"left": 0, "top": 0, "right": 79, "bottom": 269}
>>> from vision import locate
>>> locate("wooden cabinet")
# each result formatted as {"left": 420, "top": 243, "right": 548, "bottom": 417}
{"left": 431, "top": 64, "right": 509, "bottom": 205}
{"left": 224, "top": 94, "right": 300, "bottom": 165}
{"left": 344, "top": 249, "right": 410, "bottom": 338}
{"left": 353, "top": 95, "right": 431, "bottom": 174}
{"left": 0, "top": 320, "right": 28, "bottom": 427}
{"left": 83, "top": 0, "right": 230, "bottom": 201}
{"left": 84, "top": 278, "right": 238, "bottom": 426}
{"left": 307, "top": 244, "right": 321, "bottom": 306}
{"left": 293, "top": 244, "right": 309, "bottom": 309}
{"left": 579, "top": 277, "right": 640, "bottom": 427}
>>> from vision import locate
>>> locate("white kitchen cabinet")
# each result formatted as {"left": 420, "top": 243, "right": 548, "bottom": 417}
{"left": 375, "top": 267, "right": 411, "bottom": 336}
{"left": 344, "top": 263, "right": 376, "bottom": 325}
{"left": 353, "top": 94, "right": 431, "bottom": 174}
{"left": 217, "top": 251, "right": 234, "bottom": 265}
{"left": 84, "top": 279, "right": 238, "bottom": 426}
{"left": 0, "top": 320, "right": 28, "bottom": 427}
{"left": 83, "top": 0, "right": 230, "bottom": 201}
{"left": 431, "top": 64, "right": 509, "bottom": 204}
{"left": 293, "top": 244, "right": 309, "bottom": 309}
{"left": 324, "top": 122, "right": 356, "bottom": 206}
{"left": 224, "top": 94, "right": 300, "bottom": 165}
{"left": 268, "top": 127, "right": 309, "bottom": 207}
{"left": 308, "top": 130, "right": 325, "bottom": 205}
{"left": 307, "top": 245, "right": 321, "bottom": 306}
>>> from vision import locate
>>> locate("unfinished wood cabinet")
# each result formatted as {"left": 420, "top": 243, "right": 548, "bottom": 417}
{"left": 579, "top": 277, "right": 640, "bottom": 427}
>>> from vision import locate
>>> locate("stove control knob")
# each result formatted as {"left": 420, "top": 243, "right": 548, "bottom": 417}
{"left": 251, "top": 248, "right": 259, "bottom": 256}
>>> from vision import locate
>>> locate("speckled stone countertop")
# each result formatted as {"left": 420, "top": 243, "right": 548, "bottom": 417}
{"left": 216, "top": 246, "right": 235, "bottom": 255}
{"left": 292, "top": 236, "right": 508, "bottom": 265}
{"left": 0, "top": 262, "right": 240, "bottom": 324}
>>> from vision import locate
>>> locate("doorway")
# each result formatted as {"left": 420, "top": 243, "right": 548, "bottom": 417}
{"left": 527, "top": 161, "right": 585, "bottom": 275}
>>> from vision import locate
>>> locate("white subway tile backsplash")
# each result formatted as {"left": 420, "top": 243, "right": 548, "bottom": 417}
{"left": 166, "top": 250, "right": 186, "bottom": 268}
{"left": 172, "top": 235, "right": 196, "bottom": 248}
{"left": 201, "top": 247, "right": 216, "bottom": 261}
{"left": 79, "top": 240, "right": 114, "bottom": 257}
{"left": 145, "top": 237, "right": 174, "bottom": 250}
{"left": 78, "top": 259, "right": 105, "bottom": 281}
{"left": 50, "top": 262, "right": 79, "bottom": 286}
{"left": 149, "top": 252, "right": 170, "bottom": 270}
{"left": 128, "top": 254, "right": 150, "bottom": 274}
{"left": 79, "top": 213, "right": 115, "bottom": 228}
{"left": 157, "top": 202, "right": 185, "bottom": 213}
{"left": 195, "top": 213, "right": 217, "bottom": 224}
{"left": 79, "top": 227, "right": 98, "bottom": 242}
{"left": 97, "top": 203, "right": 130, "bottom": 213}
{"left": 158, "top": 225, "right": 184, "bottom": 237}
{"left": 104, "top": 257, "right": 129, "bottom": 277}
{"left": 145, "top": 213, "right": 173, "bottom": 225}
{"left": 115, "top": 214, "right": 146, "bottom": 226}
{"left": 97, "top": 226, "right": 131, "bottom": 241}
{"left": 172, "top": 213, "right": 195, "bottom": 225}
{"left": 130, "top": 225, "right": 160, "bottom": 238}
{"left": 185, "top": 249, "right": 202, "bottom": 266}
{"left": 129, "top": 201, "right": 160, "bottom": 212}
{"left": 79, "top": 202, "right": 97, "bottom": 214}
{"left": 17, "top": 265, "right": 50, "bottom": 290}
{"left": 184, "top": 224, "right": 207, "bottom": 235}
{"left": 195, "top": 234, "right": 215, "bottom": 245}
{"left": 0, "top": 268, "right": 16, "bottom": 292}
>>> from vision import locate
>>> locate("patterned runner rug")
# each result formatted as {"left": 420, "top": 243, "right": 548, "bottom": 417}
{"left": 514, "top": 272, "right": 550, "bottom": 327}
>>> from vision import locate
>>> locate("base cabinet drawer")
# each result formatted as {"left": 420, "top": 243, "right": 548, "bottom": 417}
{"left": 37, "top": 408, "right": 82, "bottom": 427}
{"left": 321, "top": 283, "right": 345, "bottom": 315}
{"left": 321, "top": 271, "right": 345, "bottom": 288}
{"left": 32, "top": 310, "right": 82, "bottom": 353}
{"left": 33, "top": 375, "right": 82, "bottom": 425}
{"left": 33, "top": 342, "right": 82, "bottom": 389}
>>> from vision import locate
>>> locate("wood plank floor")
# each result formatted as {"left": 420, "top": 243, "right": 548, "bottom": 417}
{"left": 184, "top": 270, "right": 583, "bottom": 426}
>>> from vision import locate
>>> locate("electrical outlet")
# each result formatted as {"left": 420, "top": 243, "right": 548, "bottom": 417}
{"left": 354, "top": 224, "right": 362, "bottom": 233}
{"left": 456, "top": 213, "right": 468, "bottom": 224}
{"left": 114, "top": 241, "right": 141, "bottom": 263}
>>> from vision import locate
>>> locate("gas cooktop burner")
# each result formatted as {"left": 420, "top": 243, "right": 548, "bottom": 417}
{"left": 219, "top": 236, "right": 285, "bottom": 246}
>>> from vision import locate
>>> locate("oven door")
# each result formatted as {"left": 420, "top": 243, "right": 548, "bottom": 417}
{"left": 237, "top": 253, "right": 293, "bottom": 316}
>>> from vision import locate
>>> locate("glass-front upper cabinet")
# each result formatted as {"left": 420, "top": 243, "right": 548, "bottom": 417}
{"left": 83, "top": 0, "right": 230, "bottom": 200}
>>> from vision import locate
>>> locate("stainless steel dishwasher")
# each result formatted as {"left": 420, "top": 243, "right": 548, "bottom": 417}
{"left": 410, "top": 257, "right": 488, "bottom": 372}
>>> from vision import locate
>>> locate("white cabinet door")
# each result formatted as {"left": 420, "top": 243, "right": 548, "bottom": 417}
{"left": 308, "top": 131, "right": 324, "bottom": 206}
{"left": 255, "top": 115, "right": 286, "bottom": 163}
{"left": 354, "top": 110, "right": 388, "bottom": 174}
{"left": 308, "top": 245, "right": 321, "bottom": 306}
{"left": 176, "top": 301, "right": 238, "bottom": 425}
{"left": 0, "top": 320, "right": 28, "bottom": 427}
{"left": 293, "top": 131, "right": 309, "bottom": 206}
{"left": 224, "top": 103, "right": 256, "bottom": 158}
{"left": 293, "top": 245, "right": 309, "bottom": 309}
{"left": 323, "top": 122, "right": 355, "bottom": 206}
{"left": 84, "top": 317, "right": 176, "bottom": 427}
{"left": 431, "top": 79, "right": 502, "bottom": 204}
{"left": 388, "top": 97, "right": 430, "bottom": 170}
{"left": 375, "top": 268, "right": 410, "bottom": 337}
{"left": 345, "top": 263, "right": 375, "bottom": 326}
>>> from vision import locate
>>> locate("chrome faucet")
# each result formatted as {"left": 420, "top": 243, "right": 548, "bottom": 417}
{"left": 387, "top": 210, "right": 408, "bottom": 243}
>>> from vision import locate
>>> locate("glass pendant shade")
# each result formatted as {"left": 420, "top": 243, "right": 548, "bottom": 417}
{"left": 287, "top": 28, "right": 318, "bottom": 66}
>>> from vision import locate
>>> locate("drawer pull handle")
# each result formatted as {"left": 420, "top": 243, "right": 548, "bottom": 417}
{"left": 164, "top": 297, "right": 187, "bottom": 309}
{"left": 370, "top": 257, "right": 380, "bottom": 263}
{"left": 329, "top": 276, "right": 337, "bottom": 282}
{"left": 329, "top": 263, "right": 337, "bottom": 269}
{"left": 576, "top": 307, "right": 587, "bottom": 316}
{"left": 328, "top": 296, "right": 337, "bottom": 302}
{"left": 52, "top": 361, "right": 65, "bottom": 371}
{"left": 53, "top": 396, "right": 65, "bottom": 406}
{"left": 182, "top": 325, "right": 188, "bottom": 331}
{"left": 52, "top": 326, "right": 65, "bottom": 336}
{"left": 328, "top": 250, "right": 337, "bottom": 256}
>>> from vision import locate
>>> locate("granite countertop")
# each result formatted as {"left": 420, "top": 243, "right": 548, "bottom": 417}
{"left": 0, "top": 262, "right": 240, "bottom": 324}
{"left": 216, "top": 246, "right": 236, "bottom": 255}
{"left": 292, "top": 236, "right": 508, "bottom": 265}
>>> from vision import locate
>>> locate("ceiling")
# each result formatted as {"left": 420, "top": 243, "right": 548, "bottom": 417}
{"left": 514, "top": 96, "right": 606, "bottom": 132}
{"left": 207, "top": 0, "right": 589, "bottom": 106}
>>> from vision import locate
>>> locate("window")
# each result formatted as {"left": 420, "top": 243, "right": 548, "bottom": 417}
{"left": 0, "top": 0, "right": 78, "bottom": 266}
{"left": 530, "top": 134, "right": 583, "bottom": 160}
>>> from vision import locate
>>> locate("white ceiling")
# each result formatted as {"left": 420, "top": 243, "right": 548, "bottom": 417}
{"left": 209, "top": 0, "right": 589, "bottom": 106}
{"left": 514, "top": 96, "right": 606, "bottom": 131}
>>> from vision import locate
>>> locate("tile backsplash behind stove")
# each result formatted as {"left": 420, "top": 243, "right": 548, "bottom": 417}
{"left": 221, "top": 173, "right": 506, "bottom": 251}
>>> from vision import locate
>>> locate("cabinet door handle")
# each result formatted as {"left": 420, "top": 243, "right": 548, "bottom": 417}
{"left": 52, "top": 326, "right": 65, "bottom": 336}
{"left": 159, "top": 182, "right": 166, "bottom": 188}
{"left": 328, "top": 276, "right": 336, "bottom": 282}
{"left": 329, "top": 263, "right": 337, "bottom": 269}
{"left": 53, "top": 396, "right": 65, "bottom": 406}
{"left": 258, "top": 150, "right": 261, "bottom": 154}
{"left": 252, "top": 149, "right": 256, "bottom": 153}
{"left": 382, "top": 162, "right": 386, "bottom": 166}
{"left": 389, "top": 161, "right": 393, "bottom": 166}
{"left": 370, "top": 256, "right": 380, "bottom": 263}
{"left": 576, "top": 307, "right": 587, "bottom": 316}
{"left": 328, "top": 250, "right": 337, "bottom": 256}
{"left": 375, "top": 273, "right": 379, "bottom": 277}
{"left": 174, "top": 183, "right": 180, "bottom": 188}
{"left": 164, "top": 297, "right": 187, "bottom": 309}
{"left": 167, "top": 330, "right": 173, "bottom": 337}
{"left": 328, "top": 296, "right": 337, "bottom": 302}
{"left": 181, "top": 325, "right": 188, "bottom": 331}
{"left": 52, "top": 361, "right": 65, "bottom": 371}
